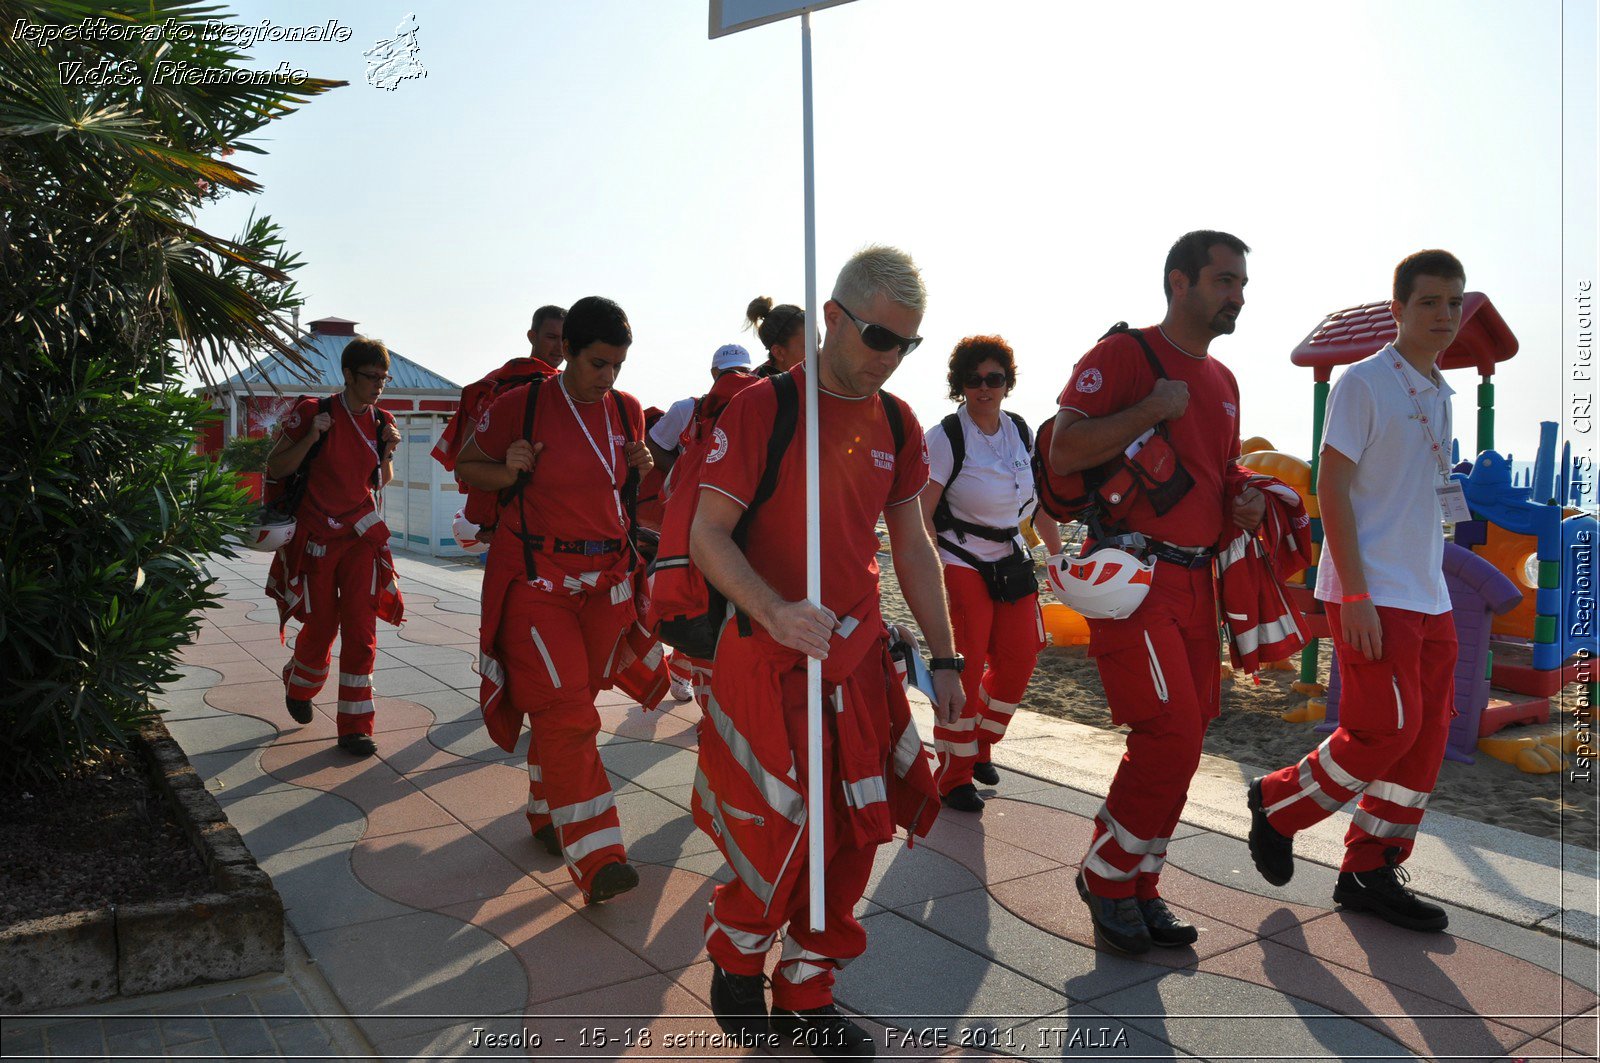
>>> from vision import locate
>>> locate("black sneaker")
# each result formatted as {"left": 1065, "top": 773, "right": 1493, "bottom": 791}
{"left": 972, "top": 761, "right": 1000, "bottom": 786}
{"left": 532, "top": 823, "right": 561, "bottom": 856}
{"left": 336, "top": 732, "right": 376, "bottom": 757}
{"left": 770, "top": 1003, "right": 876, "bottom": 1059}
{"left": 1247, "top": 777, "right": 1295, "bottom": 886}
{"left": 941, "top": 783, "right": 985, "bottom": 813}
{"left": 286, "top": 695, "right": 314, "bottom": 725}
{"left": 1137, "top": 896, "right": 1199, "bottom": 947}
{"left": 586, "top": 861, "right": 639, "bottom": 904}
{"left": 1333, "top": 854, "right": 1448, "bottom": 932}
{"left": 709, "top": 962, "right": 769, "bottom": 1039}
{"left": 1075, "top": 870, "right": 1152, "bottom": 954}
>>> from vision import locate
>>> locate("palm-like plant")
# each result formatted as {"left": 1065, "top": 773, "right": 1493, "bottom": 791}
{"left": 0, "top": 0, "right": 344, "bottom": 784}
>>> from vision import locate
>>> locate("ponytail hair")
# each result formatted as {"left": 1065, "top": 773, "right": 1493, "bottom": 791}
{"left": 745, "top": 295, "right": 804, "bottom": 352}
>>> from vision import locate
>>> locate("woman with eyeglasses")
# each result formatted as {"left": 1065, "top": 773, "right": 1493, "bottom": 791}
{"left": 265, "top": 337, "right": 405, "bottom": 758}
{"left": 745, "top": 295, "right": 807, "bottom": 377}
{"left": 919, "top": 335, "right": 1064, "bottom": 812}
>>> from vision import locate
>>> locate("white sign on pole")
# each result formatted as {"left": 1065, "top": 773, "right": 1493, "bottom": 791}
{"left": 708, "top": 0, "right": 856, "bottom": 38}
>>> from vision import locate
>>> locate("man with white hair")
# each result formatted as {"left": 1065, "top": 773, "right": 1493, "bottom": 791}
{"left": 690, "top": 247, "right": 963, "bottom": 1059}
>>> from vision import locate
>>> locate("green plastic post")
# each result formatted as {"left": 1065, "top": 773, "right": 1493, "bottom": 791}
{"left": 1477, "top": 376, "right": 1494, "bottom": 454}
{"left": 1301, "top": 379, "right": 1331, "bottom": 685}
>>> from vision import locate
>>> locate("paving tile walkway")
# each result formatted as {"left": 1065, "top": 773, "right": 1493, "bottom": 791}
{"left": 7, "top": 550, "right": 1597, "bottom": 1062}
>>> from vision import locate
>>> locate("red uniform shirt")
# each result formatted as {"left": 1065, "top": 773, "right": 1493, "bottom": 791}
{"left": 281, "top": 396, "right": 382, "bottom": 527}
{"left": 700, "top": 368, "right": 928, "bottom": 612}
{"left": 1057, "top": 326, "right": 1241, "bottom": 548}
{"left": 473, "top": 377, "right": 645, "bottom": 577}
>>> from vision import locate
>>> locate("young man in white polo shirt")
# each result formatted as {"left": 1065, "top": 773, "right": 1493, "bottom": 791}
{"left": 1246, "top": 250, "right": 1467, "bottom": 932}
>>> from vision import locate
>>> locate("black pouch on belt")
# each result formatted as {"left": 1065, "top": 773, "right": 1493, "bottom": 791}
{"left": 975, "top": 547, "right": 1039, "bottom": 604}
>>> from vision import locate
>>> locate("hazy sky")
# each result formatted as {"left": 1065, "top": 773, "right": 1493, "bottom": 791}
{"left": 193, "top": 0, "right": 1597, "bottom": 469}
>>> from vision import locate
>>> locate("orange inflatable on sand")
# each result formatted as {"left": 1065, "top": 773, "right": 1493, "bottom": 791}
{"left": 1041, "top": 601, "right": 1090, "bottom": 647}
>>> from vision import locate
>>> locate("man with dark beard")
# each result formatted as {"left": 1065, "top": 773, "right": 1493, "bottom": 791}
{"left": 1046, "top": 230, "right": 1264, "bottom": 954}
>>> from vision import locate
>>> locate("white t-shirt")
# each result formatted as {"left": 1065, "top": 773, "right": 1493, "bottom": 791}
{"left": 1314, "top": 345, "right": 1454, "bottom": 615}
{"left": 648, "top": 395, "right": 697, "bottom": 452}
{"left": 926, "top": 405, "right": 1034, "bottom": 569}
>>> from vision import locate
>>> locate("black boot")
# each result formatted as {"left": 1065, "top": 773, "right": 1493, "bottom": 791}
{"left": 285, "top": 695, "right": 314, "bottom": 725}
{"left": 1075, "top": 871, "right": 1152, "bottom": 954}
{"left": 586, "top": 861, "right": 639, "bottom": 904}
{"left": 1332, "top": 849, "right": 1448, "bottom": 932}
{"left": 532, "top": 823, "right": 561, "bottom": 856}
{"left": 770, "top": 1003, "right": 876, "bottom": 1059}
{"left": 1137, "top": 896, "right": 1199, "bottom": 947}
{"left": 336, "top": 732, "right": 376, "bottom": 757}
{"left": 941, "top": 783, "right": 985, "bottom": 813}
{"left": 709, "top": 963, "right": 769, "bottom": 1039}
{"left": 1247, "top": 777, "right": 1294, "bottom": 886}
{"left": 972, "top": 761, "right": 1000, "bottom": 786}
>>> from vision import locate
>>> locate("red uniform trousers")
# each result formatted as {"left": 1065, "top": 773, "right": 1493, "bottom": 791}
{"left": 283, "top": 535, "right": 380, "bottom": 738}
{"left": 1082, "top": 563, "right": 1219, "bottom": 900}
{"left": 1258, "top": 604, "right": 1457, "bottom": 872}
{"left": 703, "top": 665, "right": 880, "bottom": 1012}
{"left": 933, "top": 564, "right": 1046, "bottom": 793}
{"left": 497, "top": 577, "right": 634, "bottom": 896}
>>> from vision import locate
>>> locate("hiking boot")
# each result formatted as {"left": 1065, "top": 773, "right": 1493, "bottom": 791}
{"left": 586, "top": 861, "right": 639, "bottom": 904}
{"left": 972, "top": 761, "right": 1000, "bottom": 786}
{"left": 285, "top": 695, "right": 314, "bottom": 725}
{"left": 1333, "top": 853, "right": 1448, "bottom": 932}
{"left": 336, "top": 732, "right": 376, "bottom": 758}
{"left": 669, "top": 674, "right": 694, "bottom": 702}
{"left": 1247, "top": 777, "right": 1294, "bottom": 886}
{"left": 1137, "top": 896, "right": 1199, "bottom": 947}
{"left": 709, "top": 963, "right": 769, "bottom": 1039}
{"left": 1075, "top": 870, "right": 1152, "bottom": 954}
{"left": 532, "top": 823, "right": 561, "bottom": 856}
{"left": 770, "top": 1003, "right": 877, "bottom": 1059}
{"left": 941, "top": 783, "right": 985, "bottom": 813}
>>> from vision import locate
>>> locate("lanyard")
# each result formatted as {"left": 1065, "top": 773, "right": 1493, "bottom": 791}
{"left": 338, "top": 393, "right": 379, "bottom": 457}
{"left": 558, "top": 378, "right": 626, "bottom": 525}
{"left": 1385, "top": 352, "right": 1452, "bottom": 482}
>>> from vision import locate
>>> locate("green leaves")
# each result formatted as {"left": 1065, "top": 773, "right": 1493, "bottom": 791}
{"left": 0, "top": 0, "right": 339, "bottom": 786}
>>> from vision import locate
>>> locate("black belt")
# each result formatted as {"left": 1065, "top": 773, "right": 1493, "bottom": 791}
{"left": 1146, "top": 541, "right": 1215, "bottom": 569}
{"left": 521, "top": 534, "right": 622, "bottom": 556}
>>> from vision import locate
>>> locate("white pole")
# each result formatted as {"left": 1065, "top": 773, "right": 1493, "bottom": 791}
{"left": 801, "top": 9, "right": 825, "bottom": 933}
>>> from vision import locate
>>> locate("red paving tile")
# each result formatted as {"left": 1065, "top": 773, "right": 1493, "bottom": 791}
{"left": 1143, "top": 861, "right": 1335, "bottom": 939}
{"left": 352, "top": 822, "right": 542, "bottom": 909}
{"left": 987, "top": 865, "right": 1255, "bottom": 968}
{"left": 466, "top": 812, "right": 578, "bottom": 888}
{"left": 381, "top": 725, "right": 473, "bottom": 775}
{"left": 1268, "top": 912, "right": 1596, "bottom": 1037}
{"left": 178, "top": 640, "right": 261, "bottom": 666}
{"left": 258, "top": 742, "right": 457, "bottom": 838}
{"left": 1199, "top": 939, "right": 1536, "bottom": 1060}
{"left": 954, "top": 799, "right": 1094, "bottom": 866}
{"left": 196, "top": 653, "right": 282, "bottom": 687}
{"left": 437, "top": 888, "right": 655, "bottom": 1005}
{"left": 407, "top": 759, "right": 530, "bottom": 823}
{"left": 1540, "top": 1008, "right": 1597, "bottom": 1055}
{"left": 598, "top": 701, "right": 699, "bottom": 749}
{"left": 915, "top": 813, "right": 1065, "bottom": 886}
{"left": 544, "top": 864, "right": 720, "bottom": 974}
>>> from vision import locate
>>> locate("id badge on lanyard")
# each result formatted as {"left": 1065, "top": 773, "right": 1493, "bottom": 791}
{"left": 1387, "top": 354, "right": 1467, "bottom": 525}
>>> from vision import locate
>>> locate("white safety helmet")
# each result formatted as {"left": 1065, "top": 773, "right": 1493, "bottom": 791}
{"left": 451, "top": 510, "right": 483, "bottom": 550}
{"left": 1045, "top": 548, "right": 1155, "bottom": 620}
{"left": 244, "top": 506, "right": 296, "bottom": 553}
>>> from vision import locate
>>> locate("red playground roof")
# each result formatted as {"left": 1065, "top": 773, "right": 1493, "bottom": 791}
{"left": 1290, "top": 291, "right": 1517, "bottom": 380}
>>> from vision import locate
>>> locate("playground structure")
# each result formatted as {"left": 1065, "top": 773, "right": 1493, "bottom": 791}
{"left": 1272, "top": 293, "right": 1597, "bottom": 772}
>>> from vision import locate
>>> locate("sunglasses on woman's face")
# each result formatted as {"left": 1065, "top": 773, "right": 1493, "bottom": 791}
{"left": 964, "top": 371, "right": 1008, "bottom": 389}
{"left": 835, "top": 301, "right": 923, "bottom": 356}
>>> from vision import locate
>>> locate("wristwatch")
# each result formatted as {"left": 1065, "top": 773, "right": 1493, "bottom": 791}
{"left": 929, "top": 655, "right": 965, "bottom": 673}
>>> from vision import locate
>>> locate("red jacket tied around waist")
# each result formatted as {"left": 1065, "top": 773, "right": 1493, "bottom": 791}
{"left": 1216, "top": 471, "right": 1312, "bottom": 673}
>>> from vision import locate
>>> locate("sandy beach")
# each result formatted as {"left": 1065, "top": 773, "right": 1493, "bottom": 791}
{"left": 878, "top": 548, "right": 1598, "bottom": 851}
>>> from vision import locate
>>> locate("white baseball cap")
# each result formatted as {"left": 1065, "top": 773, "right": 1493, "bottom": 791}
{"left": 710, "top": 343, "right": 752, "bottom": 372}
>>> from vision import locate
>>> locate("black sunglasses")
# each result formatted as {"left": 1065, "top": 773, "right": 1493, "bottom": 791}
{"left": 963, "top": 371, "right": 1008, "bottom": 389}
{"left": 835, "top": 301, "right": 922, "bottom": 356}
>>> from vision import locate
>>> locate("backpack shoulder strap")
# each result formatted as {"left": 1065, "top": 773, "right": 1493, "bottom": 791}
{"left": 733, "top": 373, "right": 799, "bottom": 546}
{"left": 939, "top": 412, "right": 965, "bottom": 485}
{"left": 1005, "top": 409, "right": 1032, "bottom": 450}
{"left": 1100, "top": 321, "right": 1167, "bottom": 381}
{"left": 878, "top": 390, "right": 906, "bottom": 452}
{"left": 497, "top": 375, "right": 546, "bottom": 507}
